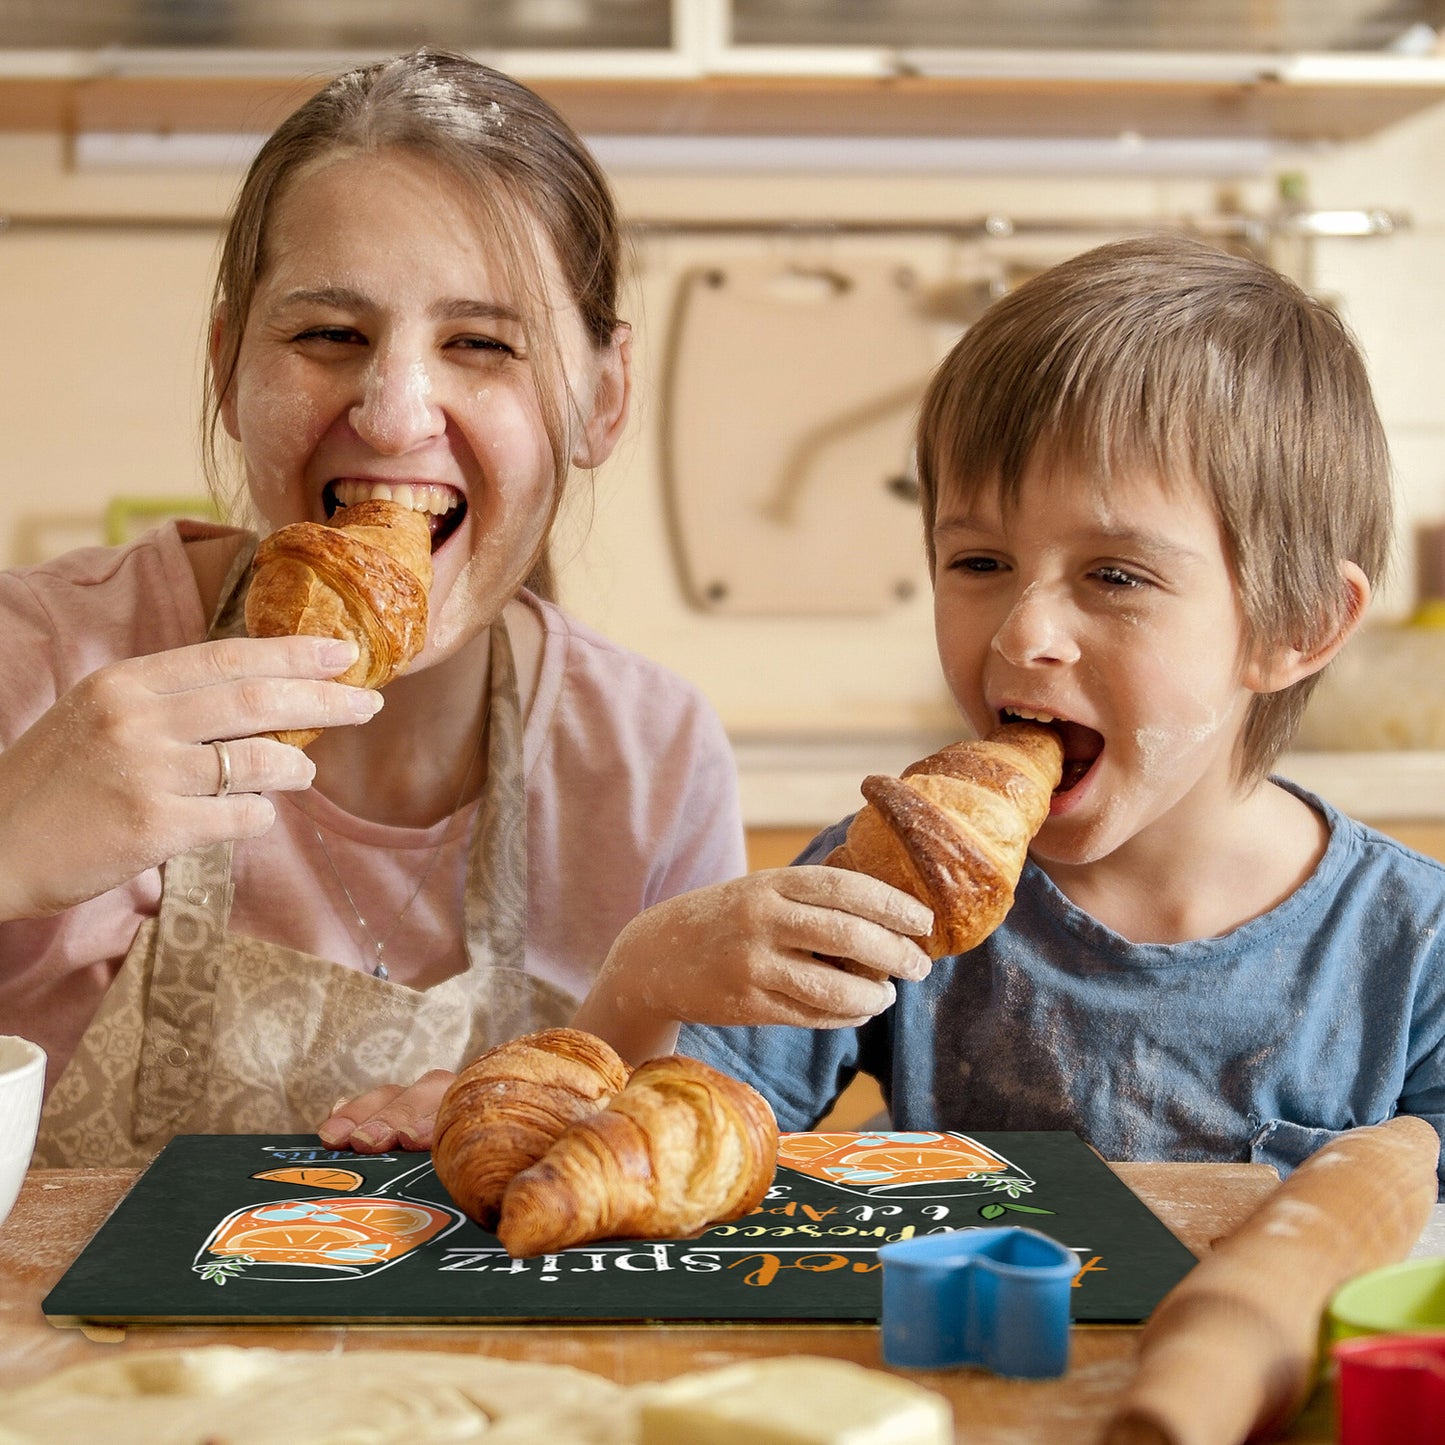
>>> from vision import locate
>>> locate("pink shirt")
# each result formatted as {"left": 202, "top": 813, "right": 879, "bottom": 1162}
{"left": 0, "top": 523, "right": 746, "bottom": 1091}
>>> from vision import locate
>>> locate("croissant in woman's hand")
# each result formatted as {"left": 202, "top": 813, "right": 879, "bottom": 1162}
{"left": 244, "top": 498, "right": 434, "bottom": 747}
{"left": 496, "top": 1052, "right": 779, "bottom": 1258}
{"left": 827, "top": 721, "right": 1062, "bottom": 958}
{"left": 431, "top": 1028, "right": 630, "bottom": 1230}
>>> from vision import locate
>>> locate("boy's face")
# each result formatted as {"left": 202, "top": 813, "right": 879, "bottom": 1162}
{"left": 931, "top": 459, "right": 1266, "bottom": 867}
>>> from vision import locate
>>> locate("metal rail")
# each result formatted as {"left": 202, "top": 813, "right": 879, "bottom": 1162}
{"left": 0, "top": 208, "right": 1405, "bottom": 239}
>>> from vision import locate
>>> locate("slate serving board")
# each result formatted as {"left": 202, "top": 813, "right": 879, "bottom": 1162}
{"left": 43, "top": 1130, "right": 1196, "bottom": 1325}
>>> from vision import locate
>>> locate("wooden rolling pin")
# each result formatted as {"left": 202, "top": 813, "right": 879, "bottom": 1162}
{"left": 1101, "top": 1115, "right": 1440, "bottom": 1445}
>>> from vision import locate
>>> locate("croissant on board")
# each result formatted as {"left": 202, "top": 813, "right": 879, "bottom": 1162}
{"left": 826, "top": 721, "right": 1063, "bottom": 958}
{"left": 496, "top": 1052, "right": 779, "bottom": 1258}
{"left": 431, "top": 1028, "right": 631, "bottom": 1231}
{"left": 244, "top": 498, "right": 434, "bottom": 747}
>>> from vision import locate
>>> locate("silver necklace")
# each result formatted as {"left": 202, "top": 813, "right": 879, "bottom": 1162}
{"left": 302, "top": 719, "right": 488, "bottom": 981}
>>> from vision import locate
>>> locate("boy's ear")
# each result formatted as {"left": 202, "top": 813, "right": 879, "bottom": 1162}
{"left": 1244, "top": 560, "right": 1371, "bottom": 694}
{"left": 209, "top": 310, "right": 241, "bottom": 442}
{"left": 571, "top": 324, "right": 632, "bottom": 469}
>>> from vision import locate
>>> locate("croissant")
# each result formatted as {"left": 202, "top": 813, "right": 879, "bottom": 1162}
{"left": 496, "top": 1052, "right": 779, "bottom": 1258}
{"left": 244, "top": 498, "right": 433, "bottom": 747}
{"left": 826, "top": 721, "right": 1062, "bottom": 958}
{"left": 432, "top": 1028, "right": 630, "bottom": 1231}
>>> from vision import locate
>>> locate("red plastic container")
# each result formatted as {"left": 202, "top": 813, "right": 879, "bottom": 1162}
{"left": 1332, "top": 1334, "right": 1445, "bottom": 1444}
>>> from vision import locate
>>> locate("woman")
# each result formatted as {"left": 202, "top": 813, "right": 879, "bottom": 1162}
{"left": 5, "top": 49, "right": 743, "bottom": 1166}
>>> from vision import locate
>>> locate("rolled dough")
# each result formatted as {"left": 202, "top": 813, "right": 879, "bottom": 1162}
{"left": 0, "top": 1346, "right": 954, "bottom": 1445}
{"left": 0, "top": 1347, "right": 632, "bottom": 1443}
{"left": 637, "top": 1356, "right": 952, "bottom": 1445}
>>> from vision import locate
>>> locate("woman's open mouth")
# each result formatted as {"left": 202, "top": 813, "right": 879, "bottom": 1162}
{"left": 1000, "top": 708, "right": 1104, "bottom": 793}
{"left": 325, "top": 479, "right": 467, "bottom": 552}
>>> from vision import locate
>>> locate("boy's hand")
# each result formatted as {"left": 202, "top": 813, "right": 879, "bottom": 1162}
{"left": 574, "top": 867, "right": 934, "bottom": 1063}
{"left": 321, "top": 870, "right": 934, "bottom": 1143}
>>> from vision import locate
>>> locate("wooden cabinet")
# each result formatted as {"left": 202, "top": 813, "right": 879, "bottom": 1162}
{"left": 1371, "top": 821, "right": 1445, "bottom": 861}
{"left": 2, "top": 68, "right": 1444, "bottom": 144}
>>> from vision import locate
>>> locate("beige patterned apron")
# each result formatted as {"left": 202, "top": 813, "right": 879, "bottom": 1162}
{"left": 36, "top": 545, "right": 569, "bottom": 1168}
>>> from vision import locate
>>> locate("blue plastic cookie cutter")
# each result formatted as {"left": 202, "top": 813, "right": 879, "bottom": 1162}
{"left": 877, "top": 1225, "right": 1077, "bottom": 1378}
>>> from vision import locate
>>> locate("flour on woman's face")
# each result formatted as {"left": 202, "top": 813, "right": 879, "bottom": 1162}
{"left": 223, "top": 147, "right": 602, "bottom": 671}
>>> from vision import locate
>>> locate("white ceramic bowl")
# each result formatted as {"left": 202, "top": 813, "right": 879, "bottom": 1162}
{"left": 0, "top": 1036, "right": 46, "bottom": 1232}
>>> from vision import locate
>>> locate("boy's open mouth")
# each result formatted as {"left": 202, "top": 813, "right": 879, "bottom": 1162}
{"left": 1000, "top": 708, "right": 1104, "bottom": 793}
{"left": 325, "top": 479, "right": 467, "bottom": 552}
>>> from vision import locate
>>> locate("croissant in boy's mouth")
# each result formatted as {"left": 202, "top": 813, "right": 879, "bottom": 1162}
{"left": 825, "top": 722, "right": 1063, "bottom": 958}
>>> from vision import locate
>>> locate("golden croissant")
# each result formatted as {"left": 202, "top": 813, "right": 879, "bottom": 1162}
{"left": 244, "top": 498, "right": 433, "bottom": 747}
{"left": 826, "top": 721, "right": 1062, "bottom": 958}
{"left": 496, "top": 1052, "right": 779, "bottom": 1258}
{"left": 432, "top": 1028, "right": 630, "bottom": 1231}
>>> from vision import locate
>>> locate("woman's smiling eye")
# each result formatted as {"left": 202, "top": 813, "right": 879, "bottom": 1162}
{"left": 294, "top": 325, "right": 364, "bottom": 346}
{"left": 452, "top": 334, "right": 519, "bottom": 357}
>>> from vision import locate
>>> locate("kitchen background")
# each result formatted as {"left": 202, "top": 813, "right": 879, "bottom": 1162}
{"left": 5, "top": 0, "right": 1445, "bottom": 868}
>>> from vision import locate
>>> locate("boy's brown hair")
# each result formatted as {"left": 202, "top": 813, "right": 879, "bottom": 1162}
{"left": 916, "top": 232, "right": 1392, "bottom": 784}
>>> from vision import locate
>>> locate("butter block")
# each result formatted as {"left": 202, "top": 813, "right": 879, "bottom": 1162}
{"left": 636, "top": 1356, "right": 952, "bottom": 1445}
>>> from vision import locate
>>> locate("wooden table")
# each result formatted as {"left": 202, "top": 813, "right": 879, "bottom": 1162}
{"left": 0, "top": 1162, "right": 1343, "bottom": 1442}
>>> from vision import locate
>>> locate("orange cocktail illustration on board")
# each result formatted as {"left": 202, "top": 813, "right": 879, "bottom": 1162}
{"left": 250, "top": 1166, "right": 365, "bottom": 1192}
{"left": 776, "top": 1132, "right": 1032, "bottom": 1201}
{"left": 194, "top": 1161, "right": 463, "bottom": 1284}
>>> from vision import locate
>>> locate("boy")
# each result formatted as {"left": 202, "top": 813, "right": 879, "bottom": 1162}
{"left": 578, "top": 233, "right": 1445, "bottom": 1186}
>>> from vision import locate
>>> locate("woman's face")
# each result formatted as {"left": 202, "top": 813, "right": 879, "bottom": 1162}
{"left": 219, "top": 147, "right": 627, "bottom": 664}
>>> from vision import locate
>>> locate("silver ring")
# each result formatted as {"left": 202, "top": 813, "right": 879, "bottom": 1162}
{"left": 212, "top": 739, "right": 233, "bottom": 798}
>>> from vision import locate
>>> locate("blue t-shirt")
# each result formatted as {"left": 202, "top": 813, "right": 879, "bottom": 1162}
{"left": 683, "top": 781, "right": 1445, "bottom": 1189}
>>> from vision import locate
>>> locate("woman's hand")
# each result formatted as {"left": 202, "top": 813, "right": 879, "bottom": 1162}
{"left": 573, "top": 866, "right": 935, "bottom": 1064}
{"left": 318, "top": 1070, "right": 455, "bottom": 1153}
{"left": 0, "top": 634, "right": 382, "bottom": 922}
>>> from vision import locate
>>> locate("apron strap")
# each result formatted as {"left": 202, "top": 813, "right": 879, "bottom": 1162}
{"left": 210, "top": 535, "right": 259, "bottom": 636}
{"left": 463, "top": 615, "right": 527, "bottom": 971}
{"left": 130, "top": 535, "right": 256, "bottom": 1137}
{"left": 130, "top": 842, "right": 234, "bottom": 1139}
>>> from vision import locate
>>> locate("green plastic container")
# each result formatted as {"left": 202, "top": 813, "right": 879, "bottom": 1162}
{"left": 1328, "top": 1258, "right": 1445, "bottom": 1343}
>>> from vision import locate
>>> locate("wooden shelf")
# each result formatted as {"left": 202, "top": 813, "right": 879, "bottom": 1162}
{"left": 533, "top": 73, "right": 1445, "bottom": 144}
{"left": 2, "top": 70, "right": 1445, "bottom": 143}
{"left": 0, "top": 75, "right": 319, "bottom": 134}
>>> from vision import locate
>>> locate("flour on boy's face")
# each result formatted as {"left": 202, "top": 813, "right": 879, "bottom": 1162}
{"left": 931, "top": 462, "right": 1260, "bottom": 868}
